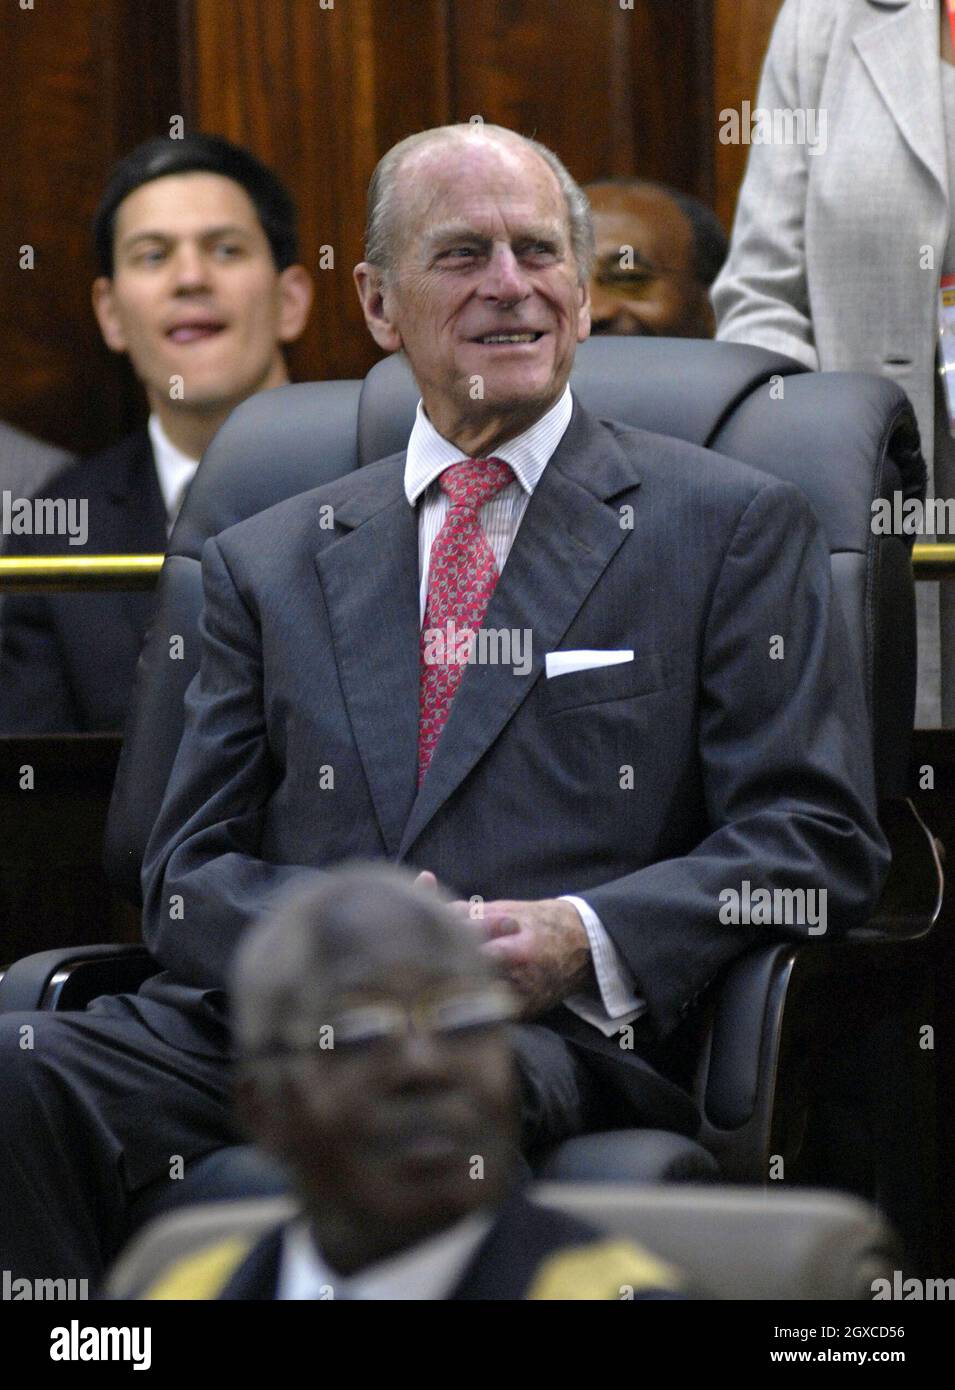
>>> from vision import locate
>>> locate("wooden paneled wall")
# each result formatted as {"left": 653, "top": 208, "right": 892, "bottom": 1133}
{"left": 0, "top": 0, "right": 184, "bottom": 455}
{"left": 1, "top": 0, "right": 785, "bottom": 454}
{"left": 713, "top": 0, "right": 786, "bottom": 229}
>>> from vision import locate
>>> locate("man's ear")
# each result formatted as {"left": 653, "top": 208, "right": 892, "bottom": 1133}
{"left": 276, "top": 264, "right": 314, "bottom": 344}
{"left": 91, "top": 277, "right": 128, "bottom": 353}
{"left": 576, "top": 279, "right": 592, "bottom": 343}
{"left": 353, "top": 262, "right": 402, "bottom": 352}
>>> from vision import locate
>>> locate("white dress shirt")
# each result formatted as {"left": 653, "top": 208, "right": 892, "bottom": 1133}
{"left": 147, "top": 414, "right": 200, "bottom": 535}
{"left": 404, "top": 388, "right": 645, "bottom": 1036}
{"left": 277, "top": 1211, "right": 495, "bottom": 1300}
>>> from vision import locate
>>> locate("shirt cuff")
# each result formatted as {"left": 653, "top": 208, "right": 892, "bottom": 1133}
{"left": 558, "top": 895, "right": 646, "bottom": 1039}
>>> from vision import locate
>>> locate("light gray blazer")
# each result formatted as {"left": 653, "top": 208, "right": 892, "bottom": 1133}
{"left": 713, "top": 0, "right": 950, "bottom": 492}
{"left": 0, "top": 420, "right": 74, "bottom": 525}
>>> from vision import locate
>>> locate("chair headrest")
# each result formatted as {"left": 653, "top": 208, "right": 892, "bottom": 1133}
{"left": 169, "top": 339, "right": 804, "bottom": 561}
{"left": 171, "top": 338, "right": 923, "bottom": 562}
{"left": 356, "top": 337, "right": 805, "bottom": 466}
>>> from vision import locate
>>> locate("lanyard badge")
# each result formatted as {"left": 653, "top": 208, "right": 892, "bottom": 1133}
{"left": 939, "top": 275, "right": 955, "bottom": 437}
{"left": 941, "top": 8, "right": 955, "bottom": 434}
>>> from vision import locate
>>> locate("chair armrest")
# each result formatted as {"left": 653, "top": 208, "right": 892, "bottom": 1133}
{"left": 695, "top": 934, "right": 934, "bottom": 1182}
{"left": 856, "top": 797, "right": 943, "bottom": 942}
{"left": 0, "top": 944, "right": 157, "bottom": 1013}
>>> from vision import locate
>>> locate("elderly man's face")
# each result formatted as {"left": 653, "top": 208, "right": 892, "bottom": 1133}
{"left": 245, "top": 928, "right": 518, "bottom": 1271}
{"left": 586, "top": 183, "right": 715, "bottom": 339}
{"left": 357, "top": 138, "right": 590, "bottom": 446}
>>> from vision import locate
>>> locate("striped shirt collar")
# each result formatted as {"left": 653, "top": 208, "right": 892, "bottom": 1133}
{"left": 403, "top": 384, "right": 573, "bottom": 505}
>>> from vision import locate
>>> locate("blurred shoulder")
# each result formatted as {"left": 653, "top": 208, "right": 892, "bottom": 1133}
{"left": 140, "top": 1235, "right": 256, "bottom": 1300}
{"left": 527, "top": 1236, "right": 685, "bottom": 1301}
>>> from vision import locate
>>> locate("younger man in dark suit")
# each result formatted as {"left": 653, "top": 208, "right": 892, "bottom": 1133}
{"left": 134, "top": 864, "right": 683, "bottom": 1300}
{"left": 0, "top": 135, "right": 312, "bottom": 732}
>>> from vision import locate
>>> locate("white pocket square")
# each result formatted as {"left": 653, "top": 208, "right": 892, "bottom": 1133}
{"left": 545, "top": 649, "right": 634, "bottom": 679}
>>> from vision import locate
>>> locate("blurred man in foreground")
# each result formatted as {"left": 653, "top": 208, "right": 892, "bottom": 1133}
{"left": 0, "top": 134, "right": 312, "bottom": 732}
{"left": 135, "top": 865, "right": 683, "bottom": 1300}
{"left": 585, "top": 178, "right": 726, "bottom": 338}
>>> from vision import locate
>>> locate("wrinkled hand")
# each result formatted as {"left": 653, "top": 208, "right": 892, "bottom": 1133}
{"left": 412, "top": 872, "right": 594, "bottom": 1017}
{"left": 455, "top": 897, "right": 594, "bottom": 1018}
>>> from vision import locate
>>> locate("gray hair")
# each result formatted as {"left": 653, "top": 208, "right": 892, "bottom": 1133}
{"left": 230, "top": 863, "right": 486, "bottom": 1061}
{"left": 364, "top": 123, "right": 595, "bottom": 286}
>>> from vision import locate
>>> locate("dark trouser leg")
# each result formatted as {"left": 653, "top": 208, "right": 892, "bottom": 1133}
{"left": 508, "top": 1023, "right": 598, "bottom": 1158}
{"left": 0, "top": 1001, "right": 236, "bottom": 1283}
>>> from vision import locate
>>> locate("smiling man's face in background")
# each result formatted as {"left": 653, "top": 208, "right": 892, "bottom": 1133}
{"left": 92, "top": 171, "right": 309, "bottom": 423}
{"left": 587, "top": 182, "right": 715, "bottom": 339}
{"left": 356, "top": 133, "right": 591, "bottom": 455}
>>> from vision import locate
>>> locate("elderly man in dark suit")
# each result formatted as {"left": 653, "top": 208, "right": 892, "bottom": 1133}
{"left": 0, "top": 122, "right": 888, "bottom": 1282}
{"left": 0, "top": 135, "right": 312, "bottom": 733}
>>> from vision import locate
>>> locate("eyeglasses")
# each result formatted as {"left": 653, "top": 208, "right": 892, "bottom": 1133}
{"left": 250, "top": 986, "right": 516, "bottom": 1061}
{"left": 593, "top": 266, "right": 687, "bottom": 298}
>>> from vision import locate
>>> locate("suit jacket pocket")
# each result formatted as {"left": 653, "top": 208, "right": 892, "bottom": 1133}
{"left": 540, "top": 651, "right": 666, "bottom": 715}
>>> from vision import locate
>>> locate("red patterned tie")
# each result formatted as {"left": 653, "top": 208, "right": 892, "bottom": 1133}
{"left": 418, "top": 457, "right": 515, "bottom": 784}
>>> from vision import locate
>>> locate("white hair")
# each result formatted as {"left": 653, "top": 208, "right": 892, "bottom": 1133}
{"left": 364, "top": 123, "right": 595, "bottom": 286}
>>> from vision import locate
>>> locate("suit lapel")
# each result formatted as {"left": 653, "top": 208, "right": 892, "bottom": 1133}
{"left": 97, "top": 431, "right": 167, "bottom": 639}
{"left": 218, "top": 1226, "right": 285, "bottom": 1299}
{"left": 102, "top": 430, "right": 168, "bottom": 549}
{"left": 397, "top": 404, "right": 639, "bottom": 858}
{"left": 314, "top": 459, "right": 422, "bottom": 857}
{"left": 855, "top": 0, "right": 947, "bottom": 198}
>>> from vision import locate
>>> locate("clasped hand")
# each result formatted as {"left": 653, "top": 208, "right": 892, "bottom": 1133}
{"left": 415, "top": 871, "right": 594, "bottom": 1017}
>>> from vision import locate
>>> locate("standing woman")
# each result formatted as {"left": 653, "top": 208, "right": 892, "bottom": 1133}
{"left": 713, "top": 0, "right": 955, "bottom": 726}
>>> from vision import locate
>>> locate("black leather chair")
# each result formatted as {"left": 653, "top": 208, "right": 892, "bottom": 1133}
{"left": 0, "top": 339, "right": 938, "bottom": 1254}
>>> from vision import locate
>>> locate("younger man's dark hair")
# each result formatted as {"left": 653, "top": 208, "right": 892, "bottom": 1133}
{"left": 93, "top": 134, "right": 299, "bottom": 277}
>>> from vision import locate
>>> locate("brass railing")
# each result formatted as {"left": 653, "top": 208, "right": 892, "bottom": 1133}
{"left": 0, "top": 545, "right": 954, "bottom": 591}
{"left": 0, "top": 555, "right": 163, "bottom": 592}
{"left": 909, "top": 544, "right": 955, "bottom": 577}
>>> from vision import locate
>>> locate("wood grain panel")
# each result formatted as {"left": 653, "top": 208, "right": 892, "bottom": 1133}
{"left": 1, "top": 0, "right": 766, "bottom": 448}
{"left": 625, "top": 0, "right": 715, "bottom": 204}
{"left": 0, "top": 0, "right": 184, "bottom": 454}
{"left": 712, "top": 0, "right": 785, "bottom": 228}
{"left": 447, "top": 0, "right": 632, "bottom": 185}
{"left": 189, "top": 0, "right": 453, "bottom": 384}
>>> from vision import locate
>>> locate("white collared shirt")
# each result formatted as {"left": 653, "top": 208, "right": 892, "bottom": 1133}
{"left": 147, "top": 414, "right": 200, "bottom": 535}
{"left": 404, "top": 385, "right": 573, "bottom": 620}
{"left": 403, "top": 388, "right": 644, "bottom": 1036}
{"left": 277, "top": 1211, "right": 495, "bottom": 1300}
